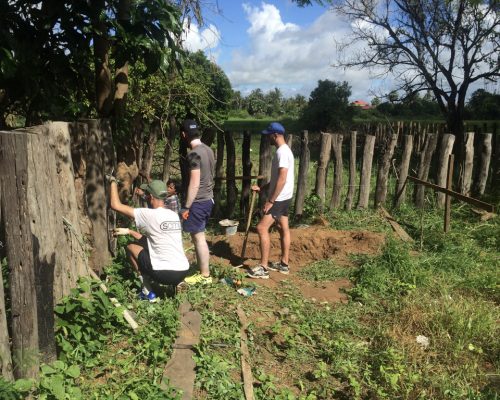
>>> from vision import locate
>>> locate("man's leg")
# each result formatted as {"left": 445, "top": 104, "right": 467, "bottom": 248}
{"left": 277, "top": 216, "right": 290, "bottom": 265}
{"left": 126, "top": 243, "right": 143, "bottom": 274}
{"left": 256, "top": 214, "right": 275, "bottom": 267}
{"left": 191, "top": 231, "right": 210, "bottom": 277}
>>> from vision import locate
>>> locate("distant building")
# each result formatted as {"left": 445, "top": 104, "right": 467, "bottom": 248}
{"left": 351, "top": 100, "right": 372, "bottom": 110}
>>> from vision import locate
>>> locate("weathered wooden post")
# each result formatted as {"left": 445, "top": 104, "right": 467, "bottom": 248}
{"left": 357, "top": 134, "right": 376, "bottom": 209}
{"left": 0, "top": 261, "right": 13, "bottom": 380}
{"left": 375, "top": 125, "right": 399, "bottom": 207}
{"left": 225, "top": 131, "right": 237, "bottom": 218}
{"left": 294, "top": 130, "right": 310, "bottom": 219}
{"left": 212, "top": 130, "right": 225, "bottom": 218}
{"left": 240, "top": 130, "right": 252, "bottom": 217}
{"left": 314, "top": 132, "right": 332, "bottom": 210}
{"left": 258, "top": 134, "right": 272, "bottom": 207}
{"left": 329, "top": 133, "right": 344, "bottom": 209}
{"left": 414, "top": 133, "right": 438, "bottom": 208}
{"left": 473, "top": 133, "right": 492, "bottom": 196}
{"left": 286, "top": 133, "right": 293, "bottom": 149}
{"left": 394, "top": 132, "right": 413, "bottom": 208}
{"left": 436, "top": 134, "right": 456, "bottom": 207}
{"left": 492, "top": 123, "right": 500, "bottom": 196}
{"left": 444, "top": 154, "right": 454, "bottom": 233}
{"left": 459, "top": 132, "right": 475, "bottom": 195}
{"left": 1, "top": 131, "right": 40, "bottom": 379}
{"left": 344, "top": 131, "right": 357, "bottom": 211}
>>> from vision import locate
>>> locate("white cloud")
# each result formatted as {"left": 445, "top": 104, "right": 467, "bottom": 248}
{"left": 182, "top": 20, "right": 221, "bottom": 55}
{"left": 228, "top": 3, "right": 386, "bottom": 100}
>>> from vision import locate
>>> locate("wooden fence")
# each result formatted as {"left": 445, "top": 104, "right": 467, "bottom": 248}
{"left": 217, "top": 122, "right": 498, "bottom": 219}
{"left": 0, "top": 120, "right": 115, "bottom": 379}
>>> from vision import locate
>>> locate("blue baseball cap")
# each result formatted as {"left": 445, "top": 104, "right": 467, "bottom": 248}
{"left": 262, "top": 122, "right": 285, "bottom": 135}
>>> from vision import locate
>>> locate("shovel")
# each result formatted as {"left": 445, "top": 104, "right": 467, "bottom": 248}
{"left": 240, "top": 189, "right": 257, "bottom": 262}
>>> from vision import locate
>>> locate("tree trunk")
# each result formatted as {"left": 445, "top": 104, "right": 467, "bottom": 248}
{"left": 357, "top": 134, "right": 375, "bottom": 209}
{"left": 91, "top": 0, "right": 113, "bottom": 117}
{"left": 113, "top": 0, "right": 131, "bottom": 120}
{"left": 473, "top": 133, "right": 492, "bottom": 197}
{"left": 258, "top": 134, "right": 272, "bottom": 207}
{"left": 329, "top": 133, "right": 343, "bottom": 209}
{"left": 225, "top": 131, "right": 237, "bottom": 218}
{"left": 286, "top": 134, "right": 293, "bottom": 149}
{"left": 459, "top": 132, "right": 475, "bottom": 195}
{"left": 314, "top": 132, "right": 332, "bottom": 210}
{"left": 142, "top": 120, "right": 160, "bottom": 180}
{"left": 394, "top": 134, "right": 413, "bottom": 208}
{"left": 294, "top": 130, "right": 310, "bottom": 218}
{"left": 162, "top": 116, "right": 177, "bottom": 182}
{"left": 344, "top": 131, "right": 357, "bottom": 211}
{"left": 436, "top": 134, "right": 456, "bottom": 207}
{"left": 414, "top": 133, "right": 438, "bottom": 208}
{"left": 240, "top": 131, "right": 252, "bottom": 217}
{"left": 212, "top": 131, "right": 225, "bottom": 218}
{"left": 375, "top": 130, "right": 399, "bottom": 207}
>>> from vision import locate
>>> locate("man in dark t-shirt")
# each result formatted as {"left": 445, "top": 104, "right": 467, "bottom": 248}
{"left": 180, "top": 119, "right": 215, "bottom": 285}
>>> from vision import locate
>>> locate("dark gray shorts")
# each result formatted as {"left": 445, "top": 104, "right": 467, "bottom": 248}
{"left": 138, "top": 249, "right": 189, "bottom": 286}
{"left": 265, "top": 199, "right": 291, "bottom": 219}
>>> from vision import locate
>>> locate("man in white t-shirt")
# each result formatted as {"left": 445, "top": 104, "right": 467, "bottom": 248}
{"left": 248, "top": 122, "right": 294, "bottom": 279}
{"left": 108, "top": 178, "right": 189, "bottom": 301}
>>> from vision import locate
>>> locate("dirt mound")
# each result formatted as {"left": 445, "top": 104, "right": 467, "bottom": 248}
{"left": 209, "top": 227, "right": 385, "bottom": 304}
{"left": 210, "top": 226, "right": 385, "bottom": 268}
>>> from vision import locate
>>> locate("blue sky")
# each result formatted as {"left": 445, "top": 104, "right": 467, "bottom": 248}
{"left": 183, "top": 1, "right": 387, "bottom": 101}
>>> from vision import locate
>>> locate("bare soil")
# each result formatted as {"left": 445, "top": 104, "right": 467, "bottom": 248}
{"left": 209, "top": 226, "right": 385, "bottom": 303}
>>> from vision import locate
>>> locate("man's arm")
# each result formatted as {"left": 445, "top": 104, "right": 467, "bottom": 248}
{"left": 110, "top": 181, "right": 135, "bottom": 219}
{"left": 185, "top": 169, "right": 200, "bottom": 209}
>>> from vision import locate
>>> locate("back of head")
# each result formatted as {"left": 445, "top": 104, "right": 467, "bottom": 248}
{"left": 145, "top": 180, "right": 168, "bottom": 200}
{"left": 182, "top": 119, "right": 201, "bottom": 140}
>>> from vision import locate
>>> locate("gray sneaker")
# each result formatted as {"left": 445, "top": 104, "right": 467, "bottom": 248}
{"left": 268, "top": 261, "right": 290, "bottom": 275}
{"left": 247, "top": 265, "right": 270, "bottom": 279}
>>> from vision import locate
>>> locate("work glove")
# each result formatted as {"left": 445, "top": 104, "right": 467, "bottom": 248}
{"left": 113, "top": 228, "right": 130, "bottom": 236}
{"left": 180, "top": 208, "right": 190, "bottom": 221}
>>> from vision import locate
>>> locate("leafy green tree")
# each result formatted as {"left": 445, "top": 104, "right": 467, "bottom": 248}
{"left": 265, "top": 88, "right": 284, "bottom": 117}
{"left": 247, "top": 89, "right": 266, "bottom": 116}
{"left": 466, "top": 89, "right": 500, "bottom": 120}
{"left": 300, "top": 80, "right": 354, "bottom": 132}
{"left": 0, "top": 0, "right": 184, "bottom": 128}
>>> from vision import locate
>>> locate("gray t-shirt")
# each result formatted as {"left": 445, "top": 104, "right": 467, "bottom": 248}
{"left": 187, "top": 143, "right": 215, "bottom": 201}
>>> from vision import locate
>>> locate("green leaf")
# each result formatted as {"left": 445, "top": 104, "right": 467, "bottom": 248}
{"left": 40, "top": 364, "right": 56, "bottom": 375}
{"left": 14, "top": 378, "right": 34, "bottom": 391}
{"left": 50, "top": 376, "right": 65, "bottom": 400}
{"left": 66, "top": 365, "right": 80, "bottom": 378}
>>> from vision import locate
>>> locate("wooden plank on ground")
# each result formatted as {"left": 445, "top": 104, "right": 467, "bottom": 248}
{"left": 236, "top": 305, "right": 254, "bottom": 400}
{"left": 379, "top": 207, "right": 414, "bottom": 243}
{"left": 162, "top": 302, "right": 201, "bottom": 399}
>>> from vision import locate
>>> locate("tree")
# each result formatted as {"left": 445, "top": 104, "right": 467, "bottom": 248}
{"left": 247, "top": 89, "right": 266, "bottom": 116}
{"left": 300, "top": 80, "right": 354, "bottom": 132}
{"left": 466, "top": 89, "right": 500, "bottom": 120}
{"left": 293, "top": 0, "right": 500, "bottom": 166}
{"left": 265, "top": 87, "right": 284, "bottom": 116}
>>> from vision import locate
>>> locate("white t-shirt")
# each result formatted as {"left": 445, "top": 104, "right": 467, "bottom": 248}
{"left": 133, "top": 207, "right": 189, "bottom": 271}
{"left": 269, "top": 143, "right": 294, "bottom": 202}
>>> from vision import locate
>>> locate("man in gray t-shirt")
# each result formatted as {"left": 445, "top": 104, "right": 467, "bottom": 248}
{"left": 180, "top": 119, "right": 215, "bottom": 285}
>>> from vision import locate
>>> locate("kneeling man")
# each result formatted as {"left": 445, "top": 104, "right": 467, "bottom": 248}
{"left": 109, "top": 178, "right": 189, "bottom": 301}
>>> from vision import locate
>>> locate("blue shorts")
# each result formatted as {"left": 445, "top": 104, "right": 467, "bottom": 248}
{"left": 183, "top": 199, "right": 214, "bottom": 233}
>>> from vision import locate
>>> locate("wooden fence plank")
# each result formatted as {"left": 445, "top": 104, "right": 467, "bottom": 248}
{"left": 225, "top": 131, "right": 237, "bottom": 218}
{"left": 394, "top": 134, "right": 413, "bottom": 208}
{"left": 375, "top": 130, "right": 399, "bottom": 207}
{"left": 213, "top": 131, "right": 225, "bottom": 218}
{"left": 460, "top": 132, "right": 475, "bottom": 195}
{"left": 415, "top": 133, "right": 438, "bottom": 208}
{"left": 314, "top": 132, "right": 332, "bottom": 210}
{"left": 294, "top": 130, "right": 310, "bottom": 218}
{"left": 357, "top": 134, "right": 375, "bottom": 209}
{"left": 329, "top": 133, "right": 344, "bottom": 209}
{"left": 344, "top": 131, "right": 357, "bottom": 211}
{"left": 436, "top": 134, "right": 455, "bottom": 208}
{"left": 474, "top": 133, "right": 492, "bottom": 196}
